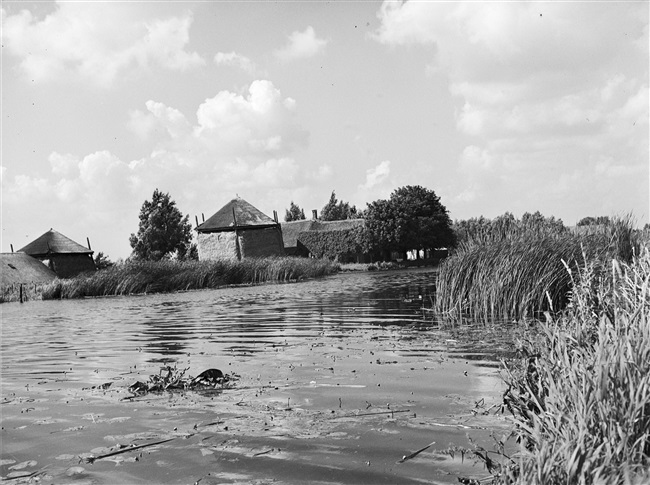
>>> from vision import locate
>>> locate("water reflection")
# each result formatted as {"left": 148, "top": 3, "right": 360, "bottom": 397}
{"left": 1, "top": 268, "right": 515, "bottom": 385}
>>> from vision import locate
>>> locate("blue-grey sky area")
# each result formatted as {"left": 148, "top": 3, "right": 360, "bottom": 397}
{"left": 2, "top": 1, "right": 648, "bottom": 259}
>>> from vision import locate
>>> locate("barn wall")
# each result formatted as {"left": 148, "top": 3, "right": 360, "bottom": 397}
{"left": 240, "top": 227, "right": 285, "bottom": 258}
{"left": 198, "top": 232, "right": 239, "bottom": 261}
{"left": 50, "top": 254, "right": 96, "bottom": 278}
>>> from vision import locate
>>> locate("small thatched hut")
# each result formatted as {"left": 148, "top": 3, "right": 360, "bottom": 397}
{"left": 196, "top": 198, "right": 284, "bottom": 261}
{"left": 18, "top": 229, "right": 95, "bottom": 278}
{"left": 1, "top": 253, "right": 57, "bottom": 287}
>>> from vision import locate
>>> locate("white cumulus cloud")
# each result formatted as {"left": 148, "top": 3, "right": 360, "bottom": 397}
{"left": 2, "top": 80, "right": 312, "bottom": 258}
{"left": 374, "top": 1, "right": 649, "bottom": 220}
{"left": 214, "top": 51, "right": 256, "bottom": 74}
{"left": 1, "top": 3, "right": 204, "bottom": 87}
{"left": 274, "top": 26, "right": 328, "bottom": 62}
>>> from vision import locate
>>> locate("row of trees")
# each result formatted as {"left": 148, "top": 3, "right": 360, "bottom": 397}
{"left": 125, "top": 186, "right": 634, "bottom": 264}
{"left": 285, "top": 186, "right": 456, "bottom": 260}
{"left": 285, "top": 191, "right": 358, "bottom": 222}
{"left": 127, "top": 186, "right": 455, "bottom": 262}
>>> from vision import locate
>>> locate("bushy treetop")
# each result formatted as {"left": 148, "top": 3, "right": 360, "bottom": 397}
{"left": 363, "top": 185, "right": 455, "bottom": 255}
{"left": 284, "top": 201, "right": 306, "bottom": 222}
{"left": 320, "top": 191, "right": 358, "bottom": 221}
{"left": 129, "top": 189, "right": 194, "bottom": 261}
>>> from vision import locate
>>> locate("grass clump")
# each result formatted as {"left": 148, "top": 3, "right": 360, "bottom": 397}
{"left": 436, "top": 215, "right": 643, "bottom": 321}
{"left": 492, "top": 246, "right": 650, "bottom": 484}
{"left": 42, "top": 256, "right": 339, "bottom": 299}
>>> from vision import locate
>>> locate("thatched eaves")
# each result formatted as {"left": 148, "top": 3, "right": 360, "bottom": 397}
{"left": 18, "top": 229, "right": 93, "bottom": 256}
{"left": 197, "top": 198, "right": 279, "bottom": 233}
{"left": 1, "top": 253, "right": 57, "bottom": 286}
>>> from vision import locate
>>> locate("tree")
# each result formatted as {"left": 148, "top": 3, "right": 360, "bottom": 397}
{"left": 363, "top": 185, "right": 455, "bottom": 259}
{"left": 129, "top": 189, "right": 194, "bottom": 261}
{"left": 93, "top": 252, "right": 114, "bottom": 270}
{"left": 577, "top": 216, "right": 611, "bottom": 226}
{"left": 284, "top": 201, "right": 306, "bottom": 222}
{"left": 320, "top": 190, "right": 358, "bottom": 221}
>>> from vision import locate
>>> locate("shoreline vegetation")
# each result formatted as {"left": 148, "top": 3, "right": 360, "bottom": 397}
{"left": 39, "top": 257, "right": 339, "bottom": 300}
{"left": 436, "top": 215, "right": 642, "bottom": 321}
{"left": 436, "top": 216, "right": 649, "bottom": 484}
{"left": 484, "top": 244, "right": 650, "bottom": 484}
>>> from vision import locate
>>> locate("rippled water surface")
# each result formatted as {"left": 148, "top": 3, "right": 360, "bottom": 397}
{"left": 1, "top": 268, "right": 516, "bottom": 484}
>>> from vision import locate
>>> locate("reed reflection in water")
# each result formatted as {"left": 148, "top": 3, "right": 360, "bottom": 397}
{"left": 1, "top": 267, "right": 512, "bottom": 388}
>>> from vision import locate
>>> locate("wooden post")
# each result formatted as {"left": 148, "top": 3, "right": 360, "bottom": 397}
{"left": 232, "top": 208, "right": 241, "bottom": 261}
{"left": 19, "top": 283, "right": 24, "bottom": 303}
{"left": 195, "top": 215, "right": 199, "bottom": 227}
{"left": 202, "top": 213, "right": 205, "bottom": 222}
{"left": 10, "top": 244, "right": 14, "bottom": 253}
{"left": 87, "top": 237, "right": 92, "bottom": 250}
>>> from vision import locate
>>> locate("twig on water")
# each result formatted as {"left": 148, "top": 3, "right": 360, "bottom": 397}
{"left": 3, "top": 469, "right": 48, "bottom": 481}
{"left": 330, "top": 409, "right": 411, "bottom": 419}
{"left": 83, "top": 438, "right": 175, "bottom": 464}
{"left": 397, "top": 440, "right": 436, "bottom": 463}
{"left": 252, "top": 449, "right": 274, "bottom": 457}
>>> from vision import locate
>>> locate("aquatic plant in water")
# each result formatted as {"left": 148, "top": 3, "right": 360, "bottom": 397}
{"left": 128, "top": 365, "right": 238, "bottom": 395}
{"left": 479, "top": 247, "right": 650, "bottom": 484}
{"left": 435, "top": 216, "right": 643, "bottom": 321}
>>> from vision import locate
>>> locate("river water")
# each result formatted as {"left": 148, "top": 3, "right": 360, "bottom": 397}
{"left": 1, "top": 268, "right": 516, "bottom": 484}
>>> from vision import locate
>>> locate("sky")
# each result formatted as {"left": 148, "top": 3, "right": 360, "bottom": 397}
{"left": 1, "top": 1, "right": 648, "bottom": 260}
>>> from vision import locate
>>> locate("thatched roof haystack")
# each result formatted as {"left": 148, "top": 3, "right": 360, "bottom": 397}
{"left": 1, "top": 253, "right": 57, "bottom": 286}
{"left": 197, "top": 198, "right": 278, "bottom": 233}
{"left": 19, "top": 229, "right": 93, "bottom": 256}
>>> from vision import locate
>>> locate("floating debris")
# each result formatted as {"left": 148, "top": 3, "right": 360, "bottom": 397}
{"left": 127, "top": 366, "right": 239, "bottom": 396}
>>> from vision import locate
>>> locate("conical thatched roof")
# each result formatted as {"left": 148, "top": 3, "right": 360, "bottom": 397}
{"left": 18, "top": 229, "right": 93, "bottom": 256}
{"left": 197, "top": 198, "right": 278, "bottom": 233}
{"left": 1, "top": 253, "right": 57, "bottom": 286}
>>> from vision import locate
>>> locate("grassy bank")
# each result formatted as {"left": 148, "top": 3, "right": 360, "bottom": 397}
{"left": 435, "top": 217, "right": 643, "bottom": 321}
{"left": 491, "top": 247, "right": 650, "bottom": 484}
{"left": 42, "top": 257, "right": 339, "bottom": 299}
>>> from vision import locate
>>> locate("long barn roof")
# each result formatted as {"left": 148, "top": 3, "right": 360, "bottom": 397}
{"left": 280, "top": 218, "right": 364, "bottom": 248}
{"left": 18, "top": 229, "right": 93, "bottom": 256}
{"left": 197, "top": 198, "right": 278, "bottom": 233}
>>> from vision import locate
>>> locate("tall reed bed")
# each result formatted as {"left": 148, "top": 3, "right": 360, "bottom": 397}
{"left": 42, "top": 257, "right": 339, "bottom": 299}
{"left": 436, "top": 216, "right": 642, "bottom": 321}
{"left": 494, "top": 247, "right": 650, "bottom": 484}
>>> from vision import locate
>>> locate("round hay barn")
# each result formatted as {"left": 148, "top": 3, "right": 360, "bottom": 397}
{"left": 196, "top": 198, "right": 285, "bottom": 261}
{"left": 18, "top": 229, "right": 95, "bottom": 278}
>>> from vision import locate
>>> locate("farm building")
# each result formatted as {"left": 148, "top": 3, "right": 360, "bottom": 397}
{"left": 1, "top": 253, "right": 57, "bottom": 287}
{"left": 196, "top": 198, "right": 285, "bottom": 261}
{"left": 18, "top": 229, "right": 96, "bottom": 278}
{"left": 281, "top": 218, "right": 369, "bottom": 263}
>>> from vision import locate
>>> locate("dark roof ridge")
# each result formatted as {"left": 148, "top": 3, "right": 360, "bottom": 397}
{"left": 18, "top": 229, "right": 93, "bottom": 255}
{"left": 197, "top": 197, "right": 278, "bottom": 232}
